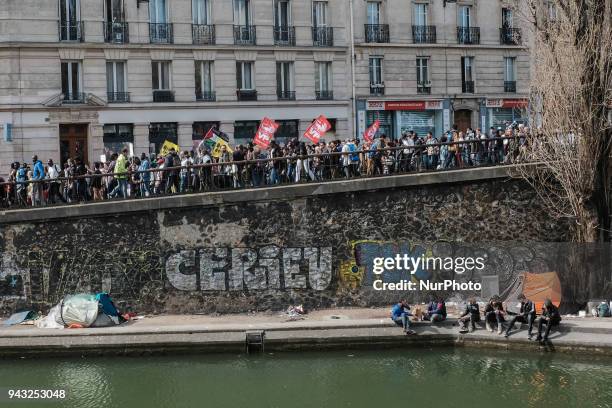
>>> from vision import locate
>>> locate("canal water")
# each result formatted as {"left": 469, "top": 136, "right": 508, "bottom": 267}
{"left": 1, "top": 347, "right": 610, "bottom": 408}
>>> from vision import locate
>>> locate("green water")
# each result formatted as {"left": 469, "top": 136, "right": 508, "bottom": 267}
{"left": 0, "top": 348, "right": 611, "bottom": 408}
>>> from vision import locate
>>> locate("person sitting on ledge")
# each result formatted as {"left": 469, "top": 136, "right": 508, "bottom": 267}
{"left": 424, "top": 297, "right": 447, "bottom": 323}
{"left": 391, "top": 299, "right": 416, "bottom": 335}
{"left": 458, "top": 298, "right": 480, "bottom": 333}
{"left": 535, "top": 299, "right": 561, "bottom": 344}
{"left": 484, "top": 296, "right": 506, "bottom": 334}
{"left": 504, "top": 294, "right": 536, "bottom": 339}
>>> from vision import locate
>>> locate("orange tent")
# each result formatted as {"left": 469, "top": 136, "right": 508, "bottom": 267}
{"left": 521, "top": 272, "right": 562, "bottom": 313}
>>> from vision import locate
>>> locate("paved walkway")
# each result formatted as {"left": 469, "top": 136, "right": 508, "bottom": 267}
{"left": 1, "top": 308, "right": 611, "bottom": 357}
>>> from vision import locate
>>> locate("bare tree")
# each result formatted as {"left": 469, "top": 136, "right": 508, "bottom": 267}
{"left": 518, "top": 0, "right": 612, "bottom": 243}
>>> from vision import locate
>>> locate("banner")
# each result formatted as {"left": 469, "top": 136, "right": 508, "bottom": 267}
{"left": 304, "top": 115, "right": 332, "bottom": 144}
{"left": 363, "top": 120, "right": 380, "bottom": 142}
{"left": 159, "top": 140, "right": 180, "bottom": 157}
{"left": 203, "top": 133, "right": 233, "bottom": 158}
{"left": 253, "top": 117, "right": 279, "bottom": 149}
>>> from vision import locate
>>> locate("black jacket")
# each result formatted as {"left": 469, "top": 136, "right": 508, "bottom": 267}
{"left": 461, "top": 303, "right": 480, "bottom": 319}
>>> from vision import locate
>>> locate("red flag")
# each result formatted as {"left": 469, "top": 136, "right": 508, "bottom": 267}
{"left": 363, "top": 120, "right": 380, "bottom": 142}
{"left": 253, "top": 117, "right": 279, "bottom": 149}
{"left": 203, "top": 127, "right": 215, "bottom": 140}
{"left": 304, "top": 115, "right": 332, "bottom": 144}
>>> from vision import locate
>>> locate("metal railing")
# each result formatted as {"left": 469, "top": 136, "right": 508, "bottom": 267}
{"left": 62, "top": 92, "right": 86, "bottom": 104}
{"left": 462, "top": 81, "right": 475, "bottom": 94}
{"left": 315, "top": 90, "right": 333, "bottom": 100}
{"left": 312, "top": 26, "right": 333, "bottom": 46}
{"left": 149, "top": 23, "right": 173, "bottom": 44}
{"left": 59, "top": 21, "right": 84, "bottom": 42}
{"left": 365, "top": 24, "right": 390, "bottom": 43}
{"left": 153, "top": 90, "right": 175, "bottom": 102}
{"left": 196, "top": 91, "right": 216, "bottom": 101}
{"left": 277, "top": 90, "right": 296, "bottom": 100}
{"left": 417, "top": 82, "right": 431, "bottom": 94}
{"left": 234, "top": 25, "right": 256, "bottom": 45}
{"left": 500, "top": 27, "right": 522, "bottom": 45}
{"left": 107, "top": 92, "right": 130, "bottom": 103}
{"left": 105, "top": 21, "right": 129, "bottom": 43}
{"left": 237, "top": 89, "right": 258, "bottom": 101}
{"left": 274, "top": 26, "right": 296, "bottom": 46}
{"left": 192, "top": 24, "right": 215, "bottom": 44}
{"left": 370, "top": 84, "right": 385, "bottom": 95}
{"left": 457, "top": 26, "right": 480, "bottom": 44}
{"left": 0, "top": 137, "right": 530, "bottom": 210}
{"left": 412, "top": 25, "right": 436, "bottom": 43}
{"left": 504, "top": 81, "right": 516, "bottom": 93}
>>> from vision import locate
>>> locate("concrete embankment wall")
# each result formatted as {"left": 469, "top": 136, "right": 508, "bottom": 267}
{"left": 1, "top": 165, "right": 608, "bottom": 315}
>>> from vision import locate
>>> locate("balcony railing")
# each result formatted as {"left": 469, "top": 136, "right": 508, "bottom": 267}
{"left": 369, "top": 84, "right": 385, "bottom": 95}
{"left": 412, "top": 25, "right": 436, "bottom": 44}
{"left": 277, "top": 90, "right": 296, "bottom": 100}
{"left": 234, "top": 25, "right": 256, "bottom": 45}
{"left": 62, "top": 92, "right": 86, "bottom": 104}
{"left": 59, "top": 21, "right": 84, "bottom": 42}
{"left": 312, "top": 26, "right": 333, "bottom": 47}
{"left": 196, "top": 91, "right": 216, "bottom": 101}
{"left": 462, "top": 81, "right": 475, "bottom": 94}
{"left": 457, "top": 26, "right": 480, "bottom": 44}
{"left": 500, "top": 27, "right": 522, "bottom": 45}
{"left": 237, "top": 89, "right": 258, "bottom": 101}
{"left": 107, "top": 92, "right": 130, "bottom": 103}
{"left": 153, "top": 90, "right": 175, "bottom": 102}
{"left": 315, "top": 90, "right": 333, "bottom": 100}
{"left": 105, "top": 21, "right": 129, "bottom": 43}
{"left": 149, "top": 23, "right": 173, "bottom": 44}
{"left": 274, "top": 26, "right": 296, "bottom": 46}
{"left": 192, "top": 24, "right": 215, "bottom": 44}
{"left": 365, "top": 24, "right": 389, "bottom": 43}
{"left": 417, "top": 82, "right": 431, "bottom": 94}
{"left": 504, "top": 81, "right": 517, "bottom": 93}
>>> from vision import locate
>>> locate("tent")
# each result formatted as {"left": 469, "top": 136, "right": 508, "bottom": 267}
{"left": 53, "top": 293, "right": 125, "bottom": 328}
{"left": 500, "top": 272, "right": 562, "bottom": 314}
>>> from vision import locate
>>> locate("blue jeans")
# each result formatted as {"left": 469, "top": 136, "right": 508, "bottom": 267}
{"left": 269, "top": 168, "right": 280, "bottom": 185}
{"left": 392, "top": 314, "right": 411, "bottom": 331}
{"left": 140, "top": 180, "right": 151, "bottom": 197}
{"left": 110, "top": 179, "right": 128, "bottom": 198}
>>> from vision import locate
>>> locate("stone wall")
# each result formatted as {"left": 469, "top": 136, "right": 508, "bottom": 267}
{"left": 2, "top": 173, "right": 610, "bottom": 315}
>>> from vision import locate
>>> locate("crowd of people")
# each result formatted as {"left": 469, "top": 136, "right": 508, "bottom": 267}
{"left": 391, "top": 294, "right": 562, "bottom": 344}
{"left": 0, "top": 124, "right": 532, "bottom": 208}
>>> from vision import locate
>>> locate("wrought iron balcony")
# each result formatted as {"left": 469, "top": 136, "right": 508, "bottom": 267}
{"left": 417, "top": 82, "right": 431, "bottom": 94}
{"left": 192, "top": 24, "right": 215, "bottom": 45}
{"left": 315, "top": 90, "right": 333, "bottom": 100}
{"left": 369, "top": 84, "right": 385, "bottom": 95}
{"left": 365, "top": 24, "right": 389, "bottom": 43}
{"left": 105, "top": 21, "right": 129, "bottom": 43}
{"left": 62, "top": 92, "right": 86, "bottom": 104}
{"left": 462, "top": 81, "right": 475, "bottom": 94}
{"left": 312, "top": 26, "right": 333, "bottom": 47}
{"left": 277, "top": 90, "right": 296, "bottom": 100}
{"left": 153, "top": 90, "right": 175, "bottom": 102}
{"left": 149, "top": 23, "right": 173, "bottom": 44}
{"left": 457, "top": 26, "right": 480, "bottom": 44}
{"left": 107, "top": 92, "right": 130, "bottom": 103}
{"left": 59, "top": 21, "right": 84, "bottom": 42}
{"left": 500, "top": 27, "right": 522, "bottom": 45}
{"left": 504, "top": 81, "right": 517, "bottom": 93}
{"left": 274, "top": 26, "right": 296, "bottom": 46}
{"left": 234, "top": 25, "right": 256, "bottom": 45}
{"left": 412, "top": 25, "right": 436, "bottom": 44}
{"left": 237, "top": 89, "right": 258, "bottom": 101}
{"left": 196, "top": 91, "right": 216, "bottom": 101}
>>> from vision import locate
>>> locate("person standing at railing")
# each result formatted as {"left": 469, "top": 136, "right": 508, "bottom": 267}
{"left": 46, "top": 159, "right": 63, "bottom": 204}
{"left": 268, "top": 141, "right": 281, "bottom": 185}
{"left": 179, "top": 151, "right": 191, "bottom": 192}
{"left": 138, "top": 153, "right": 151, "bottom": 197}
{"left": 91, "top": 162, "right": 104, "bottom": 201}
{"left": 110, "top": 148, "right": 129, "bottom": 198}
{"left": 231, "top": 145, "right": 244, "bottom": 188}
{"left": 15, "top": 162, "right": 28, "bottom": 206}
{"left": 31, "top": 155, "right": 45, "bottom": 206}
{"left": 425, "top": 132, "right": 436, "bottom": 170}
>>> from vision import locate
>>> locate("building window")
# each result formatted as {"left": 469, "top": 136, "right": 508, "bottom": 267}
{"left": 149, "top": 0, "right": 173, "bottom": 43}
{"left": 106, "top": 61, "right": 128, "bottom": 102}
{"left": 103, "top": 124, "right": 133, "bottom": 159}
{"left": 192, "top": 0, "right": 211, "bottom": 24}
{"left": 61, "top": 61, "right": 83, "bottom": 102}
{"left": 195, "top": 61, "right": 215, "bottom": 101}
{"left": 152, "top": 61, "right": 173, "bottom": 102}
{"left": 236, "top": 61, "right": 254, "bottom": 90}
{"left": 192, "top": 121, "right": 219, "bottom": 151}
{"left": 275, "top": 120, "right": 298, "bottom": 144}
{"left": 504, "top": 57, "right": 516, "bottom": 92}
{"left": 312, "top": 1, "right": 327, "bottom": 27}
{"left": 234, "top": 121, "right": 259, "bottom": 144}
{"left": 366, "top": 1, "right": 380, "bottom": 25}
{"left": 277, "top": 62, "right": 295, "bottom": 100}
{"left": 149, "top": 0, "right": 167, "bottom": 23}
{"left": 59, "top": 0, "right": 82, "bottom": 41}
{"left": 315, "top": 61, "right": 332, "bottom": 99}
{"left": 502, "top": 8, "right": 513, "bottom": 28}
{"left": 459, "top": 5, "right": 472, "bottom": 28}
{"left": 274, "top": 0, "right": 294, "bottom": 45}
{"left": 105, "top": 0, "right": 128, "bottom": 43}
{"left": 416, "top": 57, "right": 430, "bottom": 94}
{"left": 233, "top": 0, "right": 251, "bottom": 25}
{"left": 149, "top": 122, "right": 178, "bottom": 154}
{"left": 461, "top": 56, "right": 475, "bottom": 93}
{"left": 369, "top": 57, "right": 384, "bottom": 95}
{"left": 414, "top": 3, "right": 427, "bottom": 26}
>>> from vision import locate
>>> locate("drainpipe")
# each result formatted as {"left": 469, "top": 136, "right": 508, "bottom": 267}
{"left": 348, "top": 0, "right": 357, "bottom": 138}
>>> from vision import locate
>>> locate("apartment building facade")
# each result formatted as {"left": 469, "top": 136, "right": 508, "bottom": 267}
{"left": 0, "top": 0, "right": 351, "bottom": 174}
{"left": 353, "top": 0, "right": 530, "bottom": 138}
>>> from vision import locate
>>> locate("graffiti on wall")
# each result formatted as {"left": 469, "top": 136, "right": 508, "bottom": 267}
{"left": 166, "top": 246, "right": 333, "bottom": 291}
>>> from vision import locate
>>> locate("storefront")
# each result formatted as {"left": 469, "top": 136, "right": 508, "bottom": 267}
{"left": 149, "top": 122, "right": 178, "bottom": 155}
{"left": 102, "top": 124, "right": 133, "bottom": 161}
{"left": 364, "top": 100, "right": 444, "bottom": 139}
{"left": 485, "top": 99, "right": 528, "bottom": 130}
